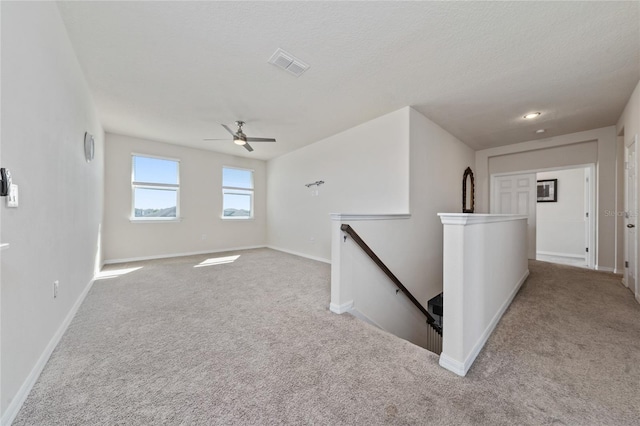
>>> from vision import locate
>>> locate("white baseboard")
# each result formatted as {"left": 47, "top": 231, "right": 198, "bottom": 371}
{"left": 329, "top": 301, "right": 353, "bottom": 314}
{"left": 595, "top": 265, "right": 615, "bottom": 273}
{"left": 1, "top": 278, "right": 95, "bottom": 426}
{"left": 266, "top": 246, "right": 331, "bottom": 264}
{"left": 536, "top": 251, "right": 585, "bottom": 260}
{"left": 104, "top": 245, "right": 266, "bottom": 264}
{"left": 440, "top": 269, "right": 530, "bottom": 377}
{"left": 439, "top": 353, "right": 466, "bottom": 376}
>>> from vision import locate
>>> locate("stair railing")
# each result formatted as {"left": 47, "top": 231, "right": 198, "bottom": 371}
{"left": 341, "top": 224, "right": 442, "bottom": 336}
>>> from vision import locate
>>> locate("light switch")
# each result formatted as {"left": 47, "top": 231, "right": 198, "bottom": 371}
{"left": 7, "top": 184, "right": 18, "bottom": 207}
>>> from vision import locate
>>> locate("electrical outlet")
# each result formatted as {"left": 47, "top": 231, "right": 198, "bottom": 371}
{"left": 310, "top": 237, "right": 316, "bottom": 244}
{"left": 201, "top": 234, "right": 206, "bottom": 240}
{"left": 53, "top": 280, "right": 59, "bottom": 299}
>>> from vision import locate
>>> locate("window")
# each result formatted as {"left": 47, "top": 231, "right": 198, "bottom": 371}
{"left": 131, "top": 155, "right": 179, "bottom": 220}
{"left": 222, "top": 167, "right": 253, "bottom": 219}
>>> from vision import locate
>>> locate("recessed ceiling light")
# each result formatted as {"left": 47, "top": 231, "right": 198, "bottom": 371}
{"left": 536, "top": 129, "right": 545, "bottom": 134}
{"left": 524, "top": 112, "right": 541, "bottom": 119}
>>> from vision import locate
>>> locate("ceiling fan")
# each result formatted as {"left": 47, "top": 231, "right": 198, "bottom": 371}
{"left": 204, "top": 121, "right": 276, "bottom": 152}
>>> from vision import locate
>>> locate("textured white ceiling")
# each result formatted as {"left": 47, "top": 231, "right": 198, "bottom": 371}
{"left": 57, "top": 1, "right": 640, "bottom": 159}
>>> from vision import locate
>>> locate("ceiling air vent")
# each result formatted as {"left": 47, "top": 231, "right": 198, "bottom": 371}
{"left": 268, "top": 48, "right": 309, "bottom": 77}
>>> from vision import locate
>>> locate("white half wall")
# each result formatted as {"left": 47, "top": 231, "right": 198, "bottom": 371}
{"left": 1, "top": 2, "right": 104, "bottom": 421}
{"left": 536, "top": 168, "right": 587, "bottom": 257}
{"left": 103, "top": 134, "right": 267, "bottom": 262}
{"left": 438, "top": 214, "right": 529, "bottom": 376}
{"left": 476, "top": 126, "right": 618, "bottom": 270}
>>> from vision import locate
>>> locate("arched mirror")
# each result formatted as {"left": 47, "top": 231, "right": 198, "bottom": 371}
{"left": 462, "top": 167, "right": 475, "bottom": 213}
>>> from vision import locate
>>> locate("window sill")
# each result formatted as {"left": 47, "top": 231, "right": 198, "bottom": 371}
{"left": 130, "top": 218, "right": 182, "bottom": 223}
{"left": 220, "top": 217, "right": 254, "bottom": 221}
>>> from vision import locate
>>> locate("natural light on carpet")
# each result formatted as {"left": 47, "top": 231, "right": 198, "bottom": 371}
{"left": 194, "top": 255, "right": 240, "bottom": 268}
{"left": 95, "top": 266, "right": 143, "bottom": 280}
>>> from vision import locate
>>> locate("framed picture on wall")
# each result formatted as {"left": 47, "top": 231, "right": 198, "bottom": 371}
{"left": 537, "top": 179, "right": 558, "bottom": 202}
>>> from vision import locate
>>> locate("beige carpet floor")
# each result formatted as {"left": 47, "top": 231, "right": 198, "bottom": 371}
{"left": 13, "top": 249, "right": 640, "bottom": 425}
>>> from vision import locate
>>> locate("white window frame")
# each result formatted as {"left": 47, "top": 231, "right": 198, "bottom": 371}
{"left": 222, "top": 166, "right": 254, "bottom": 220}
{"left": 131, "top": 153, "right": 180, "bottom": 222}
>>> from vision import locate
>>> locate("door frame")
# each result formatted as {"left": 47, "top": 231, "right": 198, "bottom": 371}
{"left": 624, "top": 134, "right": 638, "bottom": 301}
{"left": 491, "top": 163, "right": 596, "bottom": 269}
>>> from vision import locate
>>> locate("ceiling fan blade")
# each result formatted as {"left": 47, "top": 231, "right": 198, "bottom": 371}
{"left": 243, "top": 143, "right": 254, "bottom": 152}
{"left": 221, "top": 124, "right": 237, "bottom": 136}
{"left": 245, "top": 137, "right": 276, "bottom": 142}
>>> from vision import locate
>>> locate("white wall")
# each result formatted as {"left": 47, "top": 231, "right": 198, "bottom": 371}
{"left": 1, "top": 2, "right": 104, "bottom": 421}
{"left": 618, "top": 80, "right": 640, "bottom": 165}
{"left": 406, "top": 107, "right": 476, "bottom": 301}
{"left": 488, "top": 142, "right": 598, "bottom": 175}
{"left": 617, "top": 79, "right": 640, "bottom": 299}
{"left": 536, "top": 168, "right": 587, "bottom": 257}
{"left": 267, "top": 108, "right": 411, "bottom": 262}
{"left": 269, "top": 107, "right": 474, "bottom": 297}
{"left": 103, "top": 134, "right": 267, "bottom": 262}
{"left": 476, "top": 126, "right": 618, "bottom": 271}
{"left": 326, "top": 108, "right": 475, "bottom": 349}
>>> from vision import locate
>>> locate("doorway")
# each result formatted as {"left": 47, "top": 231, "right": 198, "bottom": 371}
{"left": 491, "top": 165, "right": 596, "bottom": 268}
{"left": 535, "top": 167, "right": 594, "bottom": 269}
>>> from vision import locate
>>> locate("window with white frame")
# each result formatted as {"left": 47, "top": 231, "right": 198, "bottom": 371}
{"left": 222, "top": 167, "right": 253, "bottom": 219}
{"left": 131, "top": 155, "right": 180, "bottom": 220}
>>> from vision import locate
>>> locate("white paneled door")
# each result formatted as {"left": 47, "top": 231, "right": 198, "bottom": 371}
{"left": 491, "top": 173, "right": 537, "bottom": 259}
{"left": 625, "top": 137, "right": 637, "bottom": 297}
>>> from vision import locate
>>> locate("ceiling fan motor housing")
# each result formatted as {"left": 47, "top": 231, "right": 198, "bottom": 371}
{"left": 233, "top": 121, "right": 247, "bottom": 145}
